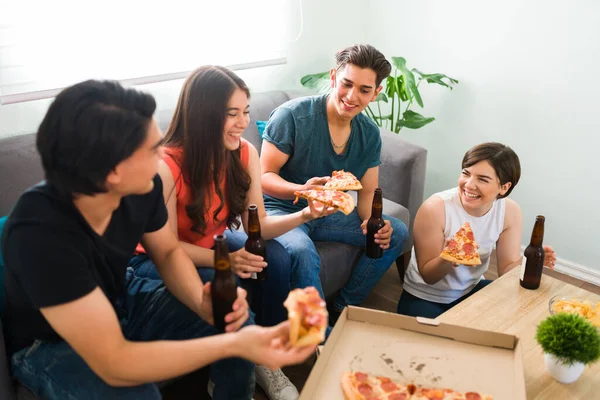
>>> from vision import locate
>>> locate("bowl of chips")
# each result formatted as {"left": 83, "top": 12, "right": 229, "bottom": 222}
{"left": 549, "top": 295, "right": 600, "bottom": 328}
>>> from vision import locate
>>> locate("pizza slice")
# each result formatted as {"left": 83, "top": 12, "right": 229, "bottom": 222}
{"left": 439, "top": 221, "right": 482, "bottom": 266}
{"left": 324, "top": 170, "right": 363, "bottom": 191}
{"left": 293, "top": 188, "right": 355, "bottom": 215}
{"left": 340, "top": 371, "right": 415, "bottom": 400}
{"left": 283, "top": 287, "right": 328, "bottom": 346}
{"left": 412, "top": 386, "right": 492, "bottom": 400}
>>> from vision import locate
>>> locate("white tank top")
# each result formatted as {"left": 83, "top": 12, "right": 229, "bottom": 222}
{"left": 403, "top": 187, "right": 505, "bottom": 304}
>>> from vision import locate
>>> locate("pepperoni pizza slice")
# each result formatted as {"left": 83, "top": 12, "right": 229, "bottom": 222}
{"left": 283, "top": 287, "right": 328, "bottom": 346}
{"left": 341, "top": 371, "right": 415, "bottom": 400}
{"left": 293, "top": 188, "right": 355, "bottom": 215}
{"left": 440, "top": 222, "right": 482, "bottom": 266}
{"left": 324, "top": 170, "right": 363, "bottom": 191}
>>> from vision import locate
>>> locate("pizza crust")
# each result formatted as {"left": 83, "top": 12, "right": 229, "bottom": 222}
{"left": 440, "top": 251, "right": 482, "bottom": 266}
{"left": 340, "top": 372, "right": 361, "bottom": 400}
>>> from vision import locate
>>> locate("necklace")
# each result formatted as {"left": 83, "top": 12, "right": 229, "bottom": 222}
{"left": 330, "top": 135, "right": 350, "bottom": 149}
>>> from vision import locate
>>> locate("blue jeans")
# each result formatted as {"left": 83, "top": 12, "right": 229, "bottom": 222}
{"left": 11, "top": 268, "right": 255, "bottom": 400}
{"left": 267, "top": 208, "right": 408, "bottom": 313}
{"left": 130, "top": 229, "right": 291, "bottom": 327}
{"left": 396, "top": 279, "right": 493, "bottom": 319}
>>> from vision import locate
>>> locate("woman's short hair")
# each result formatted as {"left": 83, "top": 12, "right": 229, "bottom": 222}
{"left": 462, "top": 142, "right": 521, "bottom": 198}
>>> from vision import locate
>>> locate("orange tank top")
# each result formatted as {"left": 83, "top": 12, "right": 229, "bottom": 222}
{"left": 136, "top": 139, "right": 250, "bottom": 253}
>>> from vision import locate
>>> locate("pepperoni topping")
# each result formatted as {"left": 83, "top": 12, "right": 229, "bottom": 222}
{"left": 380, "top": 380, "right": 398, "bottom": 392}
{"left": 388, "top": 394, "right": 407, "bottom": 400}
{"left": 354, "top": 372, "right": 368, "bottom": 382}
{"left": 447, "top": 239, "right": 458, "bottom": 250}
{"left": 466, "top": 231, "right": 475, "bottom": 241}
{"left": 462, "top": 242, "right": 475, "bottom": 255}
{"left": 357, "top": 383, "right": 373, "bottom": 396}
{"left": 465, "top": 393, "right": 482, "bottom": 400}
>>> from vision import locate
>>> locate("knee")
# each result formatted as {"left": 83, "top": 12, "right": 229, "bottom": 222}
{"left": 265, "top": 239, "right": 292, "bottom": 269}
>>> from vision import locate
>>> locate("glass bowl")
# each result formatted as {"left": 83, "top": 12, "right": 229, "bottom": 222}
{"left": 548, "top": 295, "right": 600, "bottom": 328}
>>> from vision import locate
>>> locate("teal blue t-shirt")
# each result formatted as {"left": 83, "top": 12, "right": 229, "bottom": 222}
{"left": 262, "top": 94, "right": 382, "bottom": 213}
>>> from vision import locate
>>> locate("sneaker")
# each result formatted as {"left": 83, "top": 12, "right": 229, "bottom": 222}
{"left": 255, "top": 365, "right": 299, "bottom": 400}
{"left": 207, "top": 379, "right": 255, "bottom": 400}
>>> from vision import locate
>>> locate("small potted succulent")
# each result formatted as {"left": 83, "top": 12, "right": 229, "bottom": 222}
{"left": 536, "top": 313, "right": 600, "bottom": 383}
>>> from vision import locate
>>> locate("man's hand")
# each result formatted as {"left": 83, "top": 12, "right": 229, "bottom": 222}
{"left": 301, "top": 199, "right": 338, "bottom": 222}
{"left": 199, "top": 283, "right": 249, "bottom": 332}
{"left": 235, "top": 322, "right": 317, "bottom": 370}
{"left": 230, "top": 248, "right": 267, "bottom": 279}
{"left": 360, "top": 219, "right": 394, "bottom": 249}
{"left": 302, "top": 176, "right": 330, "bottom": 190}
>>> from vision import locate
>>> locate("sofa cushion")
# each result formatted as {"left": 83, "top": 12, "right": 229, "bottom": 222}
{"left": 0, "top": 133, "right": 43, "bottom": 216}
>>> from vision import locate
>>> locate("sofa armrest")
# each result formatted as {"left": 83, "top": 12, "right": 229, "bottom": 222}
{"left": 379, "top": 128, "right": 427, "bottom": 234}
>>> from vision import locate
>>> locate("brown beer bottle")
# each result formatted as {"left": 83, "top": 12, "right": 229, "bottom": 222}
{"left": 211, "top": 233, "right": 238, "bottom": 331}
{"left": 520, "top": 215, "right": 545, "bottom": 290}
{"left": 245, "top": 204, "right": 268, "bottom": 281}
{"left": 366, "top": 188, "right": 385, "bottom": 259}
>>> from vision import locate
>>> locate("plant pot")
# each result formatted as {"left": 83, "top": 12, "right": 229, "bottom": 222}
{"left": 544, "top": 353, "right": 585, "bottom": 383}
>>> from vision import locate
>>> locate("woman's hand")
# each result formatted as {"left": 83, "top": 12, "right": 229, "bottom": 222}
{"left": 543, "top": 245, "right": 556, "bottom": 270}
{"left": 230, "top": 248, "right": 267, "bottom": 279}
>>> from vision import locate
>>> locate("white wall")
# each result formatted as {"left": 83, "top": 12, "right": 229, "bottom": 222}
{"left": 0, "top": 0, "right": 367, "bottom": 138}
{"left": 367, "top": 0, "right": 600, "bottom": 270}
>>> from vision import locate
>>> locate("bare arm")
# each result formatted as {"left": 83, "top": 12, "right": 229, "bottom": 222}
{"left": 413, "top": 196, "right": 456, "bottom": 284}
{"left": 495, "top": 198, "right": 523, "bottom": 276}
{"left": 157, "top": 160, "right": 213, "bottom": 267}
{"left": 244, "top": 144, "right": 333, "bottom": 239}
{"left": 260, "top": 141, "right": 329, "bottom": 200}
{"left": 356, "top": 166, "right": 378, "bottom": 222}
{"left": 40, "top": 289, "right": 314, "bottom": 386}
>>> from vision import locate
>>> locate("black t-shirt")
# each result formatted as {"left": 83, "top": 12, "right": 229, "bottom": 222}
{"left": 1, "top": 175, "right": 167, "bottom": 355}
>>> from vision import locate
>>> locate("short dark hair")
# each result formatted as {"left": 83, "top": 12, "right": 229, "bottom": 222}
{"left": 462, "top": 142, "right": 521, "bottom": 198}
{"left": 36, "top": 80, "right": 156, "bottom": 196}
{"left": 335, "top": 44, "right": 392, "bottom": 86}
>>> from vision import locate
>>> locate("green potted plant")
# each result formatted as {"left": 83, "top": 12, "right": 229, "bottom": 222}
{"left": 535, "top": 313, "right": 600, "bottom": 383}
{"left": 300, "top": 57, "right": 458, "bottom": 133}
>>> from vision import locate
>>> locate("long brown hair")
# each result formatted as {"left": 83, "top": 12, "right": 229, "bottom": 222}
{"left": 162, "top": 66, "right": 251, "bottom": 235}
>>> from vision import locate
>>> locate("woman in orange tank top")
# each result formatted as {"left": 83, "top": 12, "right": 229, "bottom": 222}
{"left": 128, "top": 66, "right": 334, "bottom": 400}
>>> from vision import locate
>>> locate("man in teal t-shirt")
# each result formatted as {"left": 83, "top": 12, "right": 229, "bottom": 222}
{"left": 260, "top": 44, "right": 408, "bottom": 326}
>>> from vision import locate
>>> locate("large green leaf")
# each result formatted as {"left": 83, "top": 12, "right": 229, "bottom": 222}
{"left": 392, "top": 57, "right": 423, "bottom": 107}
{"left": 384, "top": 76, "right": 398, "bottom": 98}
{"left": 397, "top": 110, "right": 435, "bottom": 130}
{"left": 300, "top": 72, "right": 330, "bottom": 90}
{"left": 413, "top": 69, "right": 459, "bottom": 89}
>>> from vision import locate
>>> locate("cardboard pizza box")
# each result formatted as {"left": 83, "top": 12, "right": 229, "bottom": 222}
{"left": 300, "top": 306, "right": 526, "bottom": 400}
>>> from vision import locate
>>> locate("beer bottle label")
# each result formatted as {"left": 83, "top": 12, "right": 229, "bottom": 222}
{"left": 520, "top": 256, "right": 527, "bottom": 281}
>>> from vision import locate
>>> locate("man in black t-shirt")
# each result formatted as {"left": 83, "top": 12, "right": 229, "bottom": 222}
{"left": 1, "top": 80, "right": 315, "bottom": 400}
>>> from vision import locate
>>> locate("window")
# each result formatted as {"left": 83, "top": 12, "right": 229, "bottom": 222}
{"left": 0, "top": 0, "right": 292, "bottom": 104}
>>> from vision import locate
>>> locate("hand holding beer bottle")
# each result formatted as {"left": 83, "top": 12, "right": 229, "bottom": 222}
{"left": 520, "top": 216, "right": 545, "bottom": 290}
{"left": 366, "top": 188, "right": 385, "bottom": 258}
{"left": 211, "top": 234, "right": 241, "bottom": 331}
{"left": 245, "top": 204, "right": 268, "bottom": 281}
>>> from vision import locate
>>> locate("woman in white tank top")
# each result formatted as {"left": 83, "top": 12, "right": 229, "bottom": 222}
{"left": 398, "top": 143, "right": 556, "bottom": 319}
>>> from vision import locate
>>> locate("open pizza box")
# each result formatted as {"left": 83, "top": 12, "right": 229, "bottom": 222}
{"left": 300, "top": 306, "right": 526, "bottom": 400}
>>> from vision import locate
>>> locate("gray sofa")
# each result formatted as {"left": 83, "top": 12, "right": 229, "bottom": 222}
{"left": 0, "top": 90, "right": 426, "bottom": 399}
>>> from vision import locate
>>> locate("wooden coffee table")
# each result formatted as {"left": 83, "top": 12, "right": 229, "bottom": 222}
{"left": 437, "top": 267, "right": 600, "bottom": 399}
